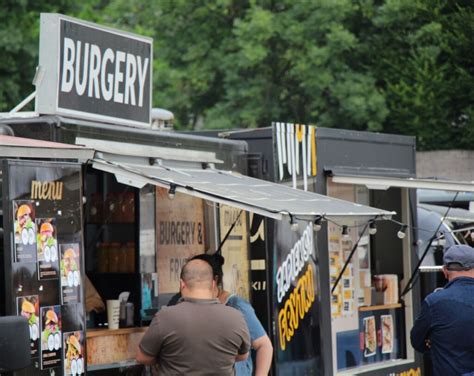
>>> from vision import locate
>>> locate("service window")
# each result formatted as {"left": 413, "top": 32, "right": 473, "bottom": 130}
{"left": 327, "top": 178, "right": 412, "bottom": 374}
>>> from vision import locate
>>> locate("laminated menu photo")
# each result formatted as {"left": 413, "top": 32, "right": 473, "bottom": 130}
{"left": 17, "top": 295, "right": 40, "bottom": 357}
{"left": 60, "top": 243, "right": 81, "bottom": 304}
{"left": 363, "top": 316, "right": 376, "bottom": 357}
{"left": 63, "top": 331, "right": 85, "bottom": 375}
{"left": 381, "top": 314, "right": 394, "bottom": 354}
{"left": 36, "top": 218, "right": 59, "bottom": 280}
{"left": 13, "top": 200, "right": 37, "bottom": 262}
{"left": 40, "top": 305, "right": 62, "bottom": 369}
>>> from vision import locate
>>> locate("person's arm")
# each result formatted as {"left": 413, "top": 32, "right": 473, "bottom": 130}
{"left": 136, "top": 345, "right": 157, "bottom": 365}
{"left": 235, "top": 351, "right": 249, "bottom": 362}
{"left": 410, "top": 300, "right": 432, "bottom": 353}
{"left": 253, "top": 334, "right": 273, "bottom": 376}
{"left": 136, "top": 314, "right": 162, "bottom": 365}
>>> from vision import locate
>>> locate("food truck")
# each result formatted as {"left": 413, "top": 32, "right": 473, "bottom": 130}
{"left": 208, "top": 125, "right": 430, "bottom": 375}
{"left": 0, "top": 14, "right": 395, "bottom": 375}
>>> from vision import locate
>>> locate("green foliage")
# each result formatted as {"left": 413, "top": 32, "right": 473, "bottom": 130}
{"left": 0, "top": 0, "right": 472, "bottom": 150}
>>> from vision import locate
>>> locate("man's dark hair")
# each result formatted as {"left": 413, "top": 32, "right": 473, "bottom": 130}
{"left": 190, "top": 253, "right": 225, "bottom": 286}
{"left": 180, "top": 259, "right": 214, "bottom": 289}
{"left": 446, "top": 262, "right": 472, "bottom": 271}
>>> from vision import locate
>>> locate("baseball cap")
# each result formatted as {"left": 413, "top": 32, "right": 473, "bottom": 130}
{"left": 443, "top": 244, "right": 474, "bottom": 270}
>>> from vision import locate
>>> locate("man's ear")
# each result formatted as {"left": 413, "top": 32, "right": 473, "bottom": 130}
{"left": 179, "top": 279, "right": 186, "bottom": 291}
{"left": 442, "top": 266, "right": 449, "bottom": 280}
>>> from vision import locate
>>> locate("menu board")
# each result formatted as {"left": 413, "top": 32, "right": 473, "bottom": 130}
{"left": 3, "top": 160, "right": 86, "bottom": 373}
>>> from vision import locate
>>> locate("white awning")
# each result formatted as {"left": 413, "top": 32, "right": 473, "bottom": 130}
{"left": 91, "top": 158, "right": 394, "bottom": 221}
{"left": 0, "top": 135, "right": 94, "bottom": 160}
{"left": 331, "top": 175, "right": 474, "bottom": 192}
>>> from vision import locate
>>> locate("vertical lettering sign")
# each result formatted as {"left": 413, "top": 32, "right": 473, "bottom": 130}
{"left": 275, "top": 222, "right": 318, "bottom": 354}
{"left": 156, "top": 187, "right": 205, "bottom": 294}
{"left": 36, "top": 13, "right": 152, "bottom": 127}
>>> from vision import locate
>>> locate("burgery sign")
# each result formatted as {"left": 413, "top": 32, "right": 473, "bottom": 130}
{"left": 36, "top": 13, "right": 152, "bottom": 127}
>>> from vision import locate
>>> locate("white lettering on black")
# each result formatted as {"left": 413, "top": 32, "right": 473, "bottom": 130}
{"left": 60, "top": 37, "right": 149, "bottom": 107}
{"left": 276, "top": 223, "right": 313, "bottom": 303}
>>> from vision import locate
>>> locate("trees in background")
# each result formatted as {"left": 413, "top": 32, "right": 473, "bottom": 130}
{"left": 0, "top": 0, "right": 472, "bottom": 150}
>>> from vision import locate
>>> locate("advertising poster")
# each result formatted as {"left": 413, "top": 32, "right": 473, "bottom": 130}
{"left": 17, "top": 295, "right": 40, "bottom": 357}
{"left": 40, "top": 305, "right": 62, "bottom": 369}
{"left": 63, "top": 331, "right": 85, "bottom": 375}
{"left": 381, "top": 315, "right": 394, "bottom": 354}
{"left": 273, "top": 220, "right": 321, "bottom": 373}
{"left": 363, "top": 316, "right": 377, "bottom": 357}
{"left": 156, "top": 187, "right": 205, "bottom": 294}
{"left": 36, "top": 218, "right": 59, "bottom": 280}
{"left": 13, "top": 200, "right": 37, "bottom": 262}
{"left": 219, "top": 205, "right": 250, "bottom": 300}
{"left": 60, "top": 243, "right": 81, "bottom": 304}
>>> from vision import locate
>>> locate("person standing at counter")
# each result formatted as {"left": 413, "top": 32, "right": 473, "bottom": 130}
{"left": 190, "top": 253, "right": 273, "bottom": 376}
{"left": 410, "top": 244, "right": 474, "bottom": 375}
{"left": 136, "top": 259, "right": 250, "bottom": 375}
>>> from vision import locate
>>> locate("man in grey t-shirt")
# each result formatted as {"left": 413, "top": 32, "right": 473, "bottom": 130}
{"left": 136, "top": 259, "right": 250, "bottom": 375}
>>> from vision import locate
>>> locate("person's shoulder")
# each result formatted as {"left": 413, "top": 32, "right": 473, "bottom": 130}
{"left": 220, "top": 302, "right": 247, "bottom": 318}
{"left": 424, "top": 285, "right": 452, "bottom": 306}
{"left": 227, "top": 294, "right": 250, "bottom": 308}
{"left": 154, "top": 304, "right": 181, "bottom": 319}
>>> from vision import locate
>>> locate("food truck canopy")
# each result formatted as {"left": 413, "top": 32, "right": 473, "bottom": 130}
{"left": 331, "top": 174, "right": 474, "bottom": 192}
{"left": 0, "top": 135, "right": 94, "bottom": 160}
{"left": 80, "top": 138, "right": 394, "bottom": 221}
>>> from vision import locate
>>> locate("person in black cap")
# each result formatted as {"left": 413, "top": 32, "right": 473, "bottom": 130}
{"left": 411, "top": 244, "right": 474, "bottom": 375}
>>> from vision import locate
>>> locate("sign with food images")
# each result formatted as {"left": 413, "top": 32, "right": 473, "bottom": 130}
{"left": 17, "top": 295, "right": 40, "bottom": 357}
{"left": 63, "top": 331, "right": 85, "bottom": 375}
{"left": 6, "top": 161, "right": 86, "bottom": 374}
{"left": 13, "top": 200, "right": 37, "bottom": 262}
{"left": 60, "top": 243, "right": 82, "bottom": 304}
{"left": 40, "top": 305, "right": 62, "bottom": 369}
{"left": 36, "top": 13, "right": 152, "bottom": 128}
{"left": 36, "top": 218, "right": 59, "bottom": 280}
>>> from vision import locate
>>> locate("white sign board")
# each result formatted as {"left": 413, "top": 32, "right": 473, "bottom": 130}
{"left": 35, "top": 13, "right": 152, "bottom": 128}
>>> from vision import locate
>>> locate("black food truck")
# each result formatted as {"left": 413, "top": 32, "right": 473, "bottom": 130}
{"left": 195, "top": 124, "right": 440, "bottom": 376}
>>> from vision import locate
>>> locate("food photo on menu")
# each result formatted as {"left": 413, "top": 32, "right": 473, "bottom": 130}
{"left": 13, "top": 200, "right": 37, "bottom": 262}
{"left": 63, "top": 331, "right": 84, "bottom": 375}
{"left": 36, "top": 218, "right": 59, "bottom": 280}
{"left": 40, "top": 306, "right": 62, "bottom": 369}
{"left": 17, "top": 295, "right": 40, "bottom": 357}
{"left": 381, "top": 314, "right": 394, "bottom": 354}
{"left": 60, "top": 243, "right": 82, "bottom": 304}
{"left": 363, "top": 316, "right": 377, "bottom": 357}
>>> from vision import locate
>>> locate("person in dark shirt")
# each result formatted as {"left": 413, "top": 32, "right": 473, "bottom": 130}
{"left": 136, "top": 259, "right": 250, "bottom": 375}
{"left": 411, "top": 244, "right": 474, "bottom": 376}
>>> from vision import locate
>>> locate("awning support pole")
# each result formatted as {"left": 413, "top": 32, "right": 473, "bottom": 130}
{"left": 400, "top": 192, "right": 459, "bottom": 299}
{"left": 9, "top": 91, "right": 36, "bottom": 114}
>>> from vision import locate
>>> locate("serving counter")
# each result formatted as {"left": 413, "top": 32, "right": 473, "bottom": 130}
{"left": 86, "top": 327, "right": 147, "bottom": 371}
